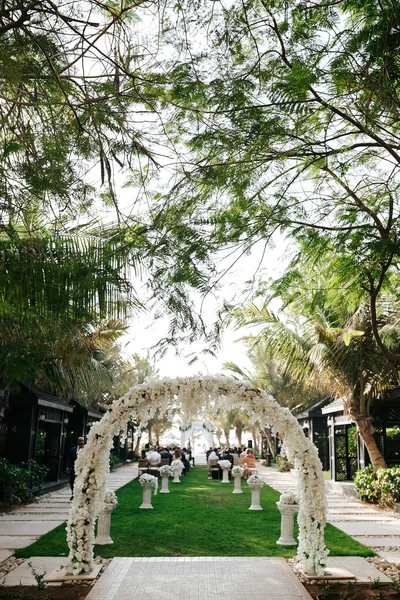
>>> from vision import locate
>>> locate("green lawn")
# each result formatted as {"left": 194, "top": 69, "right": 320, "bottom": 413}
{"left": 15, "top": 467, "right": 375, "bottom": 559}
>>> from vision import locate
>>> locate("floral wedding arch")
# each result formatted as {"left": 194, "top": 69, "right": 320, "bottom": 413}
{"left": 66, "top": 376, "right": 328, "bottom": 576}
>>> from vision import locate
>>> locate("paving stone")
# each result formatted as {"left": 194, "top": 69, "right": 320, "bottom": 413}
{"left": 377, "top": 551, "right": 400, "bottom": 564}
{"left": 0, "top": 514, "right": 68, "bottom": 521}
{"left": 327, "top": 508, "right": 383, "bottom": 514}
{"left": 332, "top": 522, "right": 400, "bottom": 536}
{"left": 2, "top": 557, "right": 67, "bottom": 586}
{"left": 325, "top": 557, "right": 392, "bottom": 583}
{"left": 0, "top": 521, "right": 63, "bottom": 535}
{"left": 327, "top": 515, "right": 396, "bottom": 522}
{"left": 86, "top": 557, "right": 312, "bottom": 600}
{"left": 0, "top": 550, "right": 13, "bottom": 562}
{"left": 353, "top": 537, "right": 400, "bottom": 547}
{"left": 0, "top": 536, "right": 39, "bottom": 549}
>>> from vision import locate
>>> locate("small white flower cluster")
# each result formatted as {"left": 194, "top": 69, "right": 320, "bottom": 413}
{"left": 159, "top": 465, "right": 174, "bottom": 477}
{"left": 280, "top": 490, "right": 298, "bottom": 505}
{"left": 171, "top": 459, "right": 184, "bottom": 473}
{"left": 247, "top": 474, "right": 264, "bottom": 486}
{"left": 139, "top": 473, "right": 158, "bottom": 488}
{"left": 104, "top": 489, "right": 118, "bottom": 505}
{"left": 232, "top": 466, "right": 244, "bottom": 476}
{"left": 218, "top": 460, "right": 232, "bottom": 470}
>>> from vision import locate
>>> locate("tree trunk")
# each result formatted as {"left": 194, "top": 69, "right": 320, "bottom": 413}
{"left": 133, "top": 433, "right": 142, "bottom": 456}
{"left": 352, "top": 412, "right": 387, "bottom": 471}
{"left": 216, "top": 428, "right": 222, "bottom": 446}
{"left": 251, "top": 425, "right": 260, "bottom": 454}
{"left": 223, "top": 428, "right": 230, "bottom": 447}
{"left": 235, "top": 426, "right": 243, "bottom": 447}
{"left": 265, "top": 427, "right": 276, "bottom": 458}
{"left": 147, "top": 425, "right": 153, "bottom": 446}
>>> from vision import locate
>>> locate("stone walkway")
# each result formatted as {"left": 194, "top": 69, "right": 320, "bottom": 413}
{"left": 86, "top": 557, "right": 312, "bottom": 600}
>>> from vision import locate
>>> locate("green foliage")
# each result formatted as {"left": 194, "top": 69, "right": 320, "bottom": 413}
{"left": 376, "top": 467, "right": 400, "bottom": 507}
{"left": 0, "top": 459, "right": 49, "bottom": 507}
{"left": 275, "top": 454, "right": 292, "bottom": 472}
{"left": 354, "top": 466, "right": 379, "bottom": 503}
{"left": 354, "top": 466, "right": 400, "bottom": 507}
{"left": 109, "top": 453, "right": 120, "bottom": 471}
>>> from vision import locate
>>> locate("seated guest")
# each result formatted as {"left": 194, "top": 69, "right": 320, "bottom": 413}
{"left": 160, "top": 447, "right": 173, "bottom": 464}
{"left": 207, "top": 448, "right": 219, "bottom": 465}
{"left": 223, "top": 448, "right": 234, "bottom": 465}
{"left": 181, "top": 449, "right": 190, "bottom": 475}
{"left": 147, "top": 447, "right": 161, "bottom": 467}
{"left": 245, "top": 449, "right": 256, "bottom": 468}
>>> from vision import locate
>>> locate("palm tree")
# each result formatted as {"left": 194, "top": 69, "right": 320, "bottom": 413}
{"left": 231, "top": 284, "right": 400, "bottom": 471}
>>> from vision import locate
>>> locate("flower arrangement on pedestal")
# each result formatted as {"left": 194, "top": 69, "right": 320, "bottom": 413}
{"left": 139, "top": 473, "right": 158, "bottom": 508}
{"left": 95, "top": 489, "right": 118, "bottom": 545}
{"left": 104, "top": 489, "right": 118, "bottom": 505}
{"left": 279, "top": 490, "right": 298, "bottom": 505}
{"left": 159, "top": 465, "right": 174, "bottom": 493}
{"left": 231, "top": 466, "right": 244, "bottom": 494}
{"left": 247, "top": 474, "right": 265, "bottom": 510}
{"left": 218, "top": 459, "right": 232, "bottom": 483}
{"left": 171, "top": 459, "right": 184, "bottom": 483}
{"left": 276, "top": 490, "right": 299, "bottom": 546}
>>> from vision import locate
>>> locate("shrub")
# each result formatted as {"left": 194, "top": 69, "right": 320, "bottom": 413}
{"left": 376, "top": 467, "right": 400, "bottom": 507}
{"left": 354, "top": 465, "right": 379, "bottom": 503}
{"left": 0, "top": 459, "right": 48, "bottom": 507}
{"left": 109, "top": 452, "right": 119, "bottom": 470}
{"left": 354, "top": 465, "right": 400, "bottom": 507}
{"left": 275, "top": 454, "right": 293, "bottom": 472}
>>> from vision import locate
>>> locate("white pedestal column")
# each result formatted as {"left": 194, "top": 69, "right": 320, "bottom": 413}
{"left": 249, "top": 484, "right": 263, "bottom": 510}
{"left": 140, "top": 484, "right": 154, "bottom": 509}
{"left": 232, "top": 475, "right": 243, "bottom": 494}
{"left": 160, "top": 476, "right": 170, "bottom": 493}
{"left": 221, "top": 468, "right": 230, "bottom": 483}
{"left": 95, "top": 503, "right": 116, "bottom": 545}
{"left": 173, "top": 470, "right": 181, "bottom": 483}
{"left": 276, "top": 502, "right": 298, "bottom": 545}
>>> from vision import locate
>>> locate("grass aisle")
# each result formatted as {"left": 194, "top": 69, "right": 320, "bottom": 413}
{"left": 15, "top": 466, "right": 374, "bottom": 559}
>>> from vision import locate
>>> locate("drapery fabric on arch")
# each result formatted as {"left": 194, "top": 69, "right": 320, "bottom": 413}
{"left": 180, "top": 419, "right": 215, "bottom": 448}
{"left": 66, "top": 376, "right": 327, "bottom": 577}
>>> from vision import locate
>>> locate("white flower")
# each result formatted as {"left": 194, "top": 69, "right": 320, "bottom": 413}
{"left": 139, "top": 473, "right": 158, "bottom": 487}
{"left": 218, "top": 460, "right": 232, "bottom": 469}
{"left": 247, "top": 474, "right": 264, "bottom": 486}
{"left": 171, "top": 459, "right": 184, "bottom": 472}
{"left": 232, "top": 466, "right": 244, "bottom": 475}
{"left": 279, "top": 490, "right": 298, "bottom": 505}
{"left": 159, "top": 465, "right": 174, "bottom": 477}
{"left": 104, "top": 489, "right": 118, "bottom": 505}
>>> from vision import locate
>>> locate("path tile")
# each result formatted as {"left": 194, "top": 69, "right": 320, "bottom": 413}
{"left": 86, "top": 557, "right": 312, "bottom": 600}
{"left": 333, "top": 522, "right": 400, "bottom": 536}
{"left": 327, "top": 515, "right": 396, "bottom": 522}
{"left": 0, "top": 521, "right": 63, "bottom": 535}
{"left": 0, "top": 550, "right": 13, "bottom": 562}
{"left": 377, "top": 551, "right": 400, "bottom": 564}
{"left": 1, "top": 557, "right": 67, "bottom": 586}
{"left": 326, "top": 557, "right": 392, "bottom": 583}
{"left": 0, "top": 536, "right": 39, "bottom": 549}
{"left": 353, "top": 537, "right": 400, "bottom": 547}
